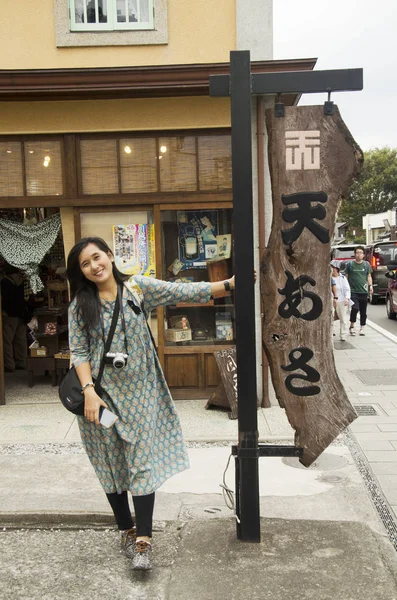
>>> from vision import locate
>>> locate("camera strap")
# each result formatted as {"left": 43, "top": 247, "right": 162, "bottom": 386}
{"left": 96, "top": 291, "right": 121, "bottom": 389}
{"left": 117, "top": 284, "right": 129, "bottom": 356}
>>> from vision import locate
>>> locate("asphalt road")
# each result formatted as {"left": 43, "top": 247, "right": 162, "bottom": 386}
{"left": 367, "top": 300, "right": 397, "bottom": 336}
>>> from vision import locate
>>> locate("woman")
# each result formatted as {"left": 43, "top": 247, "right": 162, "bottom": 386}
{"left": 67, "top": 237, "right": 234, "bottom": 571}
{"left": 331, "top": 259, "right": 351, "bottom": 341}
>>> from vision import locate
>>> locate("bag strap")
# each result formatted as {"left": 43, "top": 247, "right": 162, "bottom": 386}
{"left": 95, "top": 287, "right": 121, "bottom": 389}
{"left": 142, "top": 300, "right": 158, "bottom": 354}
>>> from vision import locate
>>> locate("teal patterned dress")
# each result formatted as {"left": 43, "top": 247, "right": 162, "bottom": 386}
{"left": 68, "top": 275, "right": 211, "bottom": 496}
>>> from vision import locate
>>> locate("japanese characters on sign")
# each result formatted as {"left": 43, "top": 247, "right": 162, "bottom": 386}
{"left": 281, "top": 192, "right": 329, "bottom": 245}
{"left": 285, "top": 130, "right": 320, "bottom": 170}
{"left": 280, "top": 132, "right": 326, "bottom": 397}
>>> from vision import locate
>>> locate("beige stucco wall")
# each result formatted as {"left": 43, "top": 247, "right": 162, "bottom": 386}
{"left": 0, "top": 96, "right": 230, "bottom": 134}
{"left": 0, "top": 0, "right": 235, "bottom": 69}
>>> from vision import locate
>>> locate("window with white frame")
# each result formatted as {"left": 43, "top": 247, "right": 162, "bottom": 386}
{"left": 69, "top": 0, "right": 154, "bottom": 31}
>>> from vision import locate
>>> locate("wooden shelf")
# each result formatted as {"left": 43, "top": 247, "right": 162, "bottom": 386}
{"left": 172, "top": 301, "right": 234, "bottom": 308}
{"left": 36, "top": 325, "right": 68, "bottom": 337}
{"left": 159, "top": 204, "right": 234, "bottom": 397}
{"left": 164, "top": 343, "right": 234, "bottom": 354}
{"left": 175, "top": 300, "right": 215, "bottom": 307}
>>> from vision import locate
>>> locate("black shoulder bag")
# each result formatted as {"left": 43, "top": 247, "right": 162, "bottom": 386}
{"left": 59, "top": 291, "right": 121, "bottom": 415}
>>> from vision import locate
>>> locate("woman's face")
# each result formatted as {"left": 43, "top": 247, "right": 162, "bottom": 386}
{"left": 79, "top": 243, "right": 114, "bottom": 287}
{"left": 201, "top": 216, "right": 212, "bottom": 228}
{"left": 331, "top": 267, "right": 340, "bottom": 278}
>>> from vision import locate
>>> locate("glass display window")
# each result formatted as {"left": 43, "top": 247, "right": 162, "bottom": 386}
{"left": 160, "top": 207, "right": 234, "bottom": 348}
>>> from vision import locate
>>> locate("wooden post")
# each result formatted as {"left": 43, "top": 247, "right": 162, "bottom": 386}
{"left": 262, "top": 105, "right": 363, "bottom": 467}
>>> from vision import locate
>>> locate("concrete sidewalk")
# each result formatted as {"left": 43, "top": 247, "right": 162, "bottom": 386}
{"left": 1, "top": 438, "right": 397, "bottom": 599}
{"left": 2, "top": 320, "right": 397, "bottom": 598}
{"left": 2, "top": 519, "right": 397, "bottom": 600}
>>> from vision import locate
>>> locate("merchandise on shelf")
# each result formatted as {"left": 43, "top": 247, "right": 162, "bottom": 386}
{"left": 215, "top": 311, "right": 233, "bottom": 341}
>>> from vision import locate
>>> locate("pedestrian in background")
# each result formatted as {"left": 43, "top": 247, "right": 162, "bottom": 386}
{"left": 331, "top": 260, "right": 351, "bottom": 341}
{"left": 344, "top": 246, "right": 372, "bottom": 336}
{"left": 66, "top": 237, "right": 235, "bottom": 571}
{"left": 1, "top": 262, "right": 29, "bottom": 372}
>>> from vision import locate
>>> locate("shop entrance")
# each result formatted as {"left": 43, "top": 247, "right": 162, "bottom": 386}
{"left": 0, "top": 207, "right": 68, "bottom": 405}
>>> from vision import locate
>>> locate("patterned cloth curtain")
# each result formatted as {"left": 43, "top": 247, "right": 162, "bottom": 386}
{"left": 0, "top": 213, "right": 61, "bottom": 293}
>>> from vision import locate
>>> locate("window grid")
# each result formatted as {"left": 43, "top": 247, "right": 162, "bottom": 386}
{"left": 0, "top": 133, "right": 231, "bottom": 199}
{"left": 69, "top": 0, "right": 154, "bottom": 31}
{"left": 0, "top": 142, "right": 24, "bottom": 197}
{"left": 24, "top": 140, "right": 64, "bottom": 197}
{"left": 0, "top": 139, "right": 64, "bottom": 198}
{"left": 79, "top": 134, "right": 232, "bottom": 196}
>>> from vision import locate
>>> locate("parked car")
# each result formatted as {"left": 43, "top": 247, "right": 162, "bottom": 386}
{"left": 330, "top": 244, "right": 356, "bottom": 273}
{"left": 365, "top": 241, "right": 397, "bottom": 304}
{"left": 385, "top": 262, "right": 397, "bottom": 319}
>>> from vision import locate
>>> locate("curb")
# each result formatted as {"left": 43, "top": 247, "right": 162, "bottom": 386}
{"left": 0, "top": 512, "right": 115, "bottom": 529}
{"left": 367, "top": 319, "right": 397, "bottom": 345}
{"left": 0, "top": 513, "right": 175, "bottom": 530}
{"left": 0, "top": 435, "right": 295, "bottom": 449}
{"left": 184, "top": 435, "right": 294, "bottom": 443}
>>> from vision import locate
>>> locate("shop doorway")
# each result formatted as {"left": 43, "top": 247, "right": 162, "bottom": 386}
{"left": 0, "top": 207, "right": 68, "bottom": 405}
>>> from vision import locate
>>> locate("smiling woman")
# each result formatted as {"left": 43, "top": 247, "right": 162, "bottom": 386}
{"left": 65, "top": 235, "right": 233, "bottom": 571}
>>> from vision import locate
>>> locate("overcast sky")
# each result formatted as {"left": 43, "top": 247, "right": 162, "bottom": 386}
{"left": 273, "top": 0, "right": 397, "bottom": 151}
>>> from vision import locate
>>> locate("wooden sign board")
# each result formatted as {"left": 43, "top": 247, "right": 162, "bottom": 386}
{"left": 206, "top": 347, "right": 262, "bottom": 419}
{"left": 262, "top": 105, "right": 362, "bottom": 467}
{"left": 207, "top": 347, "right": 238, "bottom": 419}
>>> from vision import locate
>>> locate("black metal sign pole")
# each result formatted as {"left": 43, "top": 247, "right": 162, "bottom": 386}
{"left": 229, "top": 51, "right": 260, "bottom": 542}
{"left": 210, "top": 52, "right": 363, "bottom": 543}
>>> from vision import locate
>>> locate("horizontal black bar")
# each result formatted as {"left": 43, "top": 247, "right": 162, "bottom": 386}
{"left": 210, "top": 68, "right": 363, "bottom": 97}
{"left": 209, "top": 74, "right": 230, "bottom": 97}
{"left": 232, "top": 445, "right": 304, "bottom": 458}
{"left": 253, "top": 68, "right": 363, "bottom": 94}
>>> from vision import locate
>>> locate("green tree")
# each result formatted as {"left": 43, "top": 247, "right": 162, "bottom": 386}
{"left": 338, "top": 147, "right": 397, "bottom": 231}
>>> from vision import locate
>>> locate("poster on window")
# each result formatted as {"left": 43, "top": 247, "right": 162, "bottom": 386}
{"left": 177, "top": 210, "right": 218, "bottom": 269}
{"left": 112, "top": 224, "right": 155, "bottom": 277}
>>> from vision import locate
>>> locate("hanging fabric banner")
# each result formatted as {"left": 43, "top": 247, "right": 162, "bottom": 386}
{"left": 0, "top": 213, "right": 61, "bottom": 293}
{"left": 262, "top": 105, "right": 363, "bottom": 466}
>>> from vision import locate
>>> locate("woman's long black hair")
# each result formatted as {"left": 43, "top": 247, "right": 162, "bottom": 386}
{"left": 66, "top": 237, "right": 129, "bottom": 329}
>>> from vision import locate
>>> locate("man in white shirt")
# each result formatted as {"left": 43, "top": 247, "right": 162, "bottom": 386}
{"left": 331, "top": 260, "right": 351, "bottom": 341}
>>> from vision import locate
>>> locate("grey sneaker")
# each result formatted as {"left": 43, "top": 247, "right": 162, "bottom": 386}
{"left": 132, "top": 540, "right": 152, "bottom": 571}
{"left": 349, "top": 326, "right": 356, "bottom": 336}
{"left": 121, "top": 527, "right": 136, "bottom": 559}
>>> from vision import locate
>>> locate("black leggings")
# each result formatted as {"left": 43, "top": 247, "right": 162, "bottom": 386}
{"left": 350, "top": 293, "right": 368, "bottom": 326}
{"left": 106, "top": 491, "right": 155, "bottom": 537}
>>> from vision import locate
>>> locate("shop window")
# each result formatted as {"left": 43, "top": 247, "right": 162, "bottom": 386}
{"left": 0, "top": 142, "right": 24, "bottom": 196}
{"left": 120, "top": 138, "right": 158, "bottom": 193}
{"left": 161, "top": 207, "right": 234, "bottom": 350}
{"left": 159, "top": 136, "right": 197, "bottom": 192}
{"left": 69, "top": 0, "right": 154, "bottom": 31}
{"left": 80, "top": 139, "right": 119, "bottom": 195}
{"left": 78, "top": 132, "right": 231, "bottom": 196}
{"left": 198, "top": 136, "right": 232, "bottom": 191}
{"left": 25, "top": 141, "right": 63, "bottom": 197}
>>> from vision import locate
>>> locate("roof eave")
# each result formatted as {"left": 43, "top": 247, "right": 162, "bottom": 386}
{"left": 0, "top": 58, "right": 317, "bottom": 103}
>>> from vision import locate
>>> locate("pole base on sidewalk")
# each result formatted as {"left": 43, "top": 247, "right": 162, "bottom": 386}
{"left": 233, "top": 444, "right": 304, "bottom": 542}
